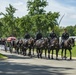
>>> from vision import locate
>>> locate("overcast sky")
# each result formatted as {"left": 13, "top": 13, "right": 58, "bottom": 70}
{"left": 0, "top": 0, "right": 76, "bottom": 27}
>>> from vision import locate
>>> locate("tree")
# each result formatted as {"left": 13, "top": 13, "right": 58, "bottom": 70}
{"left": 53, "top": 26, "right": 60, "bottom": 36}
{"left": 66, "top": 26, "right": 74, "bottom": 36}
{"left": 27, "top": 0, "right": 48, "bottom": 16}
{"left": 0, "top": 4, "right": 17, "bottom": 37}
{"left": 27, "top": 0, "right": 60, "bottom": 35}
{"left": 0, "top": 20, "right": 3, "bottom": 37}
{"left": 0, "top": 1, "right": 61, "bottom": 38}
{"left": 73, "top": 25, "right": 76, "bottom": 36}
{"left": 19, "top": 15, "right": 33, "bottom": 37}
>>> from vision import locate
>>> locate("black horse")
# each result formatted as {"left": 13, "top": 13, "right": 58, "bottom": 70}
{"left": 21, "top": 39, "right": 28, "bottom": 56}
{"left": 34, "top": 38, "right": 49, "bottom": 58}
{"left": 42, "top": 38, "right": 49, "bottom": 58}
{"left": 6, "top": 41, "right": 13, "bottom": 53}
{"left": 13, "top": 39, "right": 23, "bottom": 54}
{"left": 48, "top": 37, "right": 59, "bottom": 59}
{"left": 27, "top": 37, "right": 35, "bottom": 56}
{"left": 61, "top": 38, "right": 75, "bottom": 60}
{"left": 35, "top": 39, "right": 43, "bottom": 58}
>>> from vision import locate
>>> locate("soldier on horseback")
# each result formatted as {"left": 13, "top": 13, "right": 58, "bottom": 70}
{"left": 49, "top": 29, "right": 57, "bottom": 39}
{"left": 35, "top": 30, "right": 42, "bottom": 40}
{"left": 48, "top": 30, "right": 59, "bottom": 59}
{"left": 24, "top": 31, "right": 30, "bottom": 39}
{"left": 49, "top": 29, "right": 57, "bottom": 44}
{"left": 61, "top": 28, "right": 69, "bottom": 45}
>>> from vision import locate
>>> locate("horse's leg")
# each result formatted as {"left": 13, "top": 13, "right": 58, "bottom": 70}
{"left": 30, "top": 47, "right": 32, "bottom": 57}
{"left": 16, "top": 46, "right": 19, "bottom": 54}
{"left": 51, "top": 49, "right": 53, "bottom": 59}
{"left": 45, "top": 48, "right": 47, "bottom": 58}
{"left": 69, "top": 49, "right": 72, "bottom": 60}
{"left": 23, "top": 47, "right": 27, "bottom": 56}
{"left": 65, "top": 49, "right": 67, "bottom": 60}
{"left": 19, "top": 46, "right": 21, "bottom": 54}
{"left": 5, "top": 44, "right": 7, "bottom": 52}
{"left": 29, "top": 47, "right": 32, "bottom": 57}
{"left": 39, "top": 49, "right": 41, "bottom": 58}
{"left": 56, "top": 49, "right": 59, "bottom": 60}
{"left": 40, "top": 49, "right": 42, "bottom": 58}
{"left": 61, "top": 48, "right": 64, "bottom": 59}
{"left": 22, "top": 48, "right": 24, "bottom": 55}
{"left": 48, "top": 49, "right": 50, "bottom": 59}
{"left": 10, "top": 47, "right": 13, "bottom": 53}
{"left": 37, "top": 48, "right": 39, "bottom": 58}
{"left": 32, "top": 46, "right": 34, "bottom": 55}
{"left": 20, "top": 47, "right": 23, "bottom": 55}
{"left": 9, "top": 45, "right": 12, "bottom": 53}
{"left": 17, "top": 48, "right": 19, "bottom": 54}
{"left": 27, "top": 48, "right": 29, "bottom": 55}
{"left": 22, "top": 47, "right": 25, "bottom": 56}
{"left": 20, "top": 47, "right": 22, "bottom": 54}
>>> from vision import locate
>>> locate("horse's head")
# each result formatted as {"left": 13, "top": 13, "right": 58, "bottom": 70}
{"left": 68, "top": 38, "right": 75, "bottom": 47}
{"left": 64, "top": 38, "right": 75, "bottom": 48}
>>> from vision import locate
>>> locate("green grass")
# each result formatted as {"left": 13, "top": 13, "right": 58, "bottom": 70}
{"left": 57, "top": 45, "right": 76, "bottom": 57}
{"left": 0, "top": 53, "right": 8, "bottom": 59}
{"left": 69, "top": 46, "right": 76, "bottom": 57}
{"left": 42, "top": 44, "right": 76, "bottom": 57}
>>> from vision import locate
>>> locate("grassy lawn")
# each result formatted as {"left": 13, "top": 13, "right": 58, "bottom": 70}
{"left": 43, "top": 43, "right": 76, "bottom": 57}
{"left": 68, "top": 46, "right": 76, "bottom": 57}
{"left": 0, "top": 53, "right": 8, "bottom": 59}
{"left": 58, "top": 46, "right": 76, "bottom": 57}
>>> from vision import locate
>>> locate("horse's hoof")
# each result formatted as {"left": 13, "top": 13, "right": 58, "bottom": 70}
{"left": 51, "top": 56, "right": 53, "bottom": 59}
{"left": 28, "top": 53, "right": 31, "bottom": 56}
{"left": 5, "top": 50, "right": 7, "bottom": 52}
{"left": 37, "top": 55, "right": 39, "bottom": 58}
{"left": 40, "top": 56, "right": 42, "bottom": 59}
{"left": 70, "top": 58, "right": 72, "bottom": 60}
{"left": 56, "top": 58, "right": 58, "bottom": 60}
{"left": 48, "top": 56, "right": 50, "bottom": 59}
{"left": 65, "top": 58, "right": 66, "bottom": 60}
{"left": 30, "top": 55, "right": 32, "bottom": 58}
{"left": 51, "top": 58, "right": 53, "bottom": 59}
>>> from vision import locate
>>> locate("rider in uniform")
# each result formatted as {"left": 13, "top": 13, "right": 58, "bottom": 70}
{"left": 24, "top": 31, "right": 30, "bottom": 39}
{"left": 35, "top": 31, "right": 42, "bottom": 40}
{"left": 61, "top": 28, "right": 69, "bottom": 45}
{"left": 49, "top": 30, "right": 57, "bottom": 39}
{"left": 49, "top": 30, "right": 57, "bottom": 44}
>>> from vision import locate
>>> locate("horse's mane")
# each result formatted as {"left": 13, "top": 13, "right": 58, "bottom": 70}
{"left": 64, "top": 38, "right": 75, "bottom": 47}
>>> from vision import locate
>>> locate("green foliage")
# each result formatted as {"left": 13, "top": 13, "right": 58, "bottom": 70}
{"left": 46, "top": 11, "right": 60, "bottom": 30}
{"left": 66, "top": 26, "right": 75, "bottom": 36}
{"left": 0, "top": 4, "right": 17, "bottom": 37}
{"left": 0, "top": 0, "right": 76, "bottom": 38}
{"left": 53, "top": 26, "right": 60, "bottom": 36}
{"left": 27, "top": 0, "right": 48, "bottom": 15}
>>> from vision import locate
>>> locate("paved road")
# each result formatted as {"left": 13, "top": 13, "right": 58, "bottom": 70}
{"left": 0, "top": 50, "right": 76, "bottom": 75}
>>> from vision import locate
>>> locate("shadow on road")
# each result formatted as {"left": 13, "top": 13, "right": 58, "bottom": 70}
{"left": 0, "top": 50, "right": 75, "bottom": 75}
{"left": 0, "top": 60, "right": 74, "bottom": 75}
{"left": 5, "top": 54, "right": 32, "bottom": 59}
